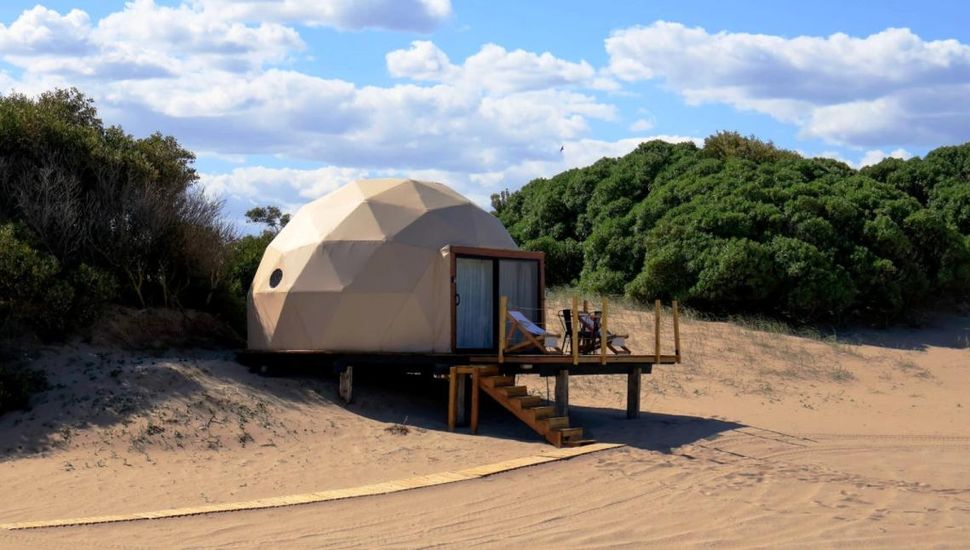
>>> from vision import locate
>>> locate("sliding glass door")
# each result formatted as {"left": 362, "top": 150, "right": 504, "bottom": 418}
{"left": 499, "top": 259, "right": 539, "bottom": 322}
{"left": 454, "top": 252, "right": 542, "bottom": 352}
{"left": 455, "top": 257, "right": 494, "bottom": 350}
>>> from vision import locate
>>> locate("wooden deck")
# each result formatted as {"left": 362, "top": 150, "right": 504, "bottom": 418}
{"left": 237, "top": 349, "right": 674, "bottom": 372}
{"left": 469, "top": 353, "right": 678, "bottom": 365}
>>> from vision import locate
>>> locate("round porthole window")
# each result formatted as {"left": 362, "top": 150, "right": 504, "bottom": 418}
{"left": 269, "top": 268, "right": 283, "bottom": 288}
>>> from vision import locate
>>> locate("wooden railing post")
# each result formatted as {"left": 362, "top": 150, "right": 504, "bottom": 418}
{"left": 600, "top": 296, "right": 608, "bottom": 364}
{"left": 498, "top": 295, "right": 507, "bottom": 364}
{"left": 654, "top": 299, "right": 661, "bottom": 365}
{"left": 672, "top": 299, "right": 681, "bottom": 364}
{"left": 455, "top": 372, "right": 467, "bottom": 426}
{"left": 571, "top": 296, "right": 579, "bottom": 365}
{"left": 448, "top": 366, "right": 457, "bottom": 430}
{"left": 471, "top": 368, "right": 480, "bottom": 434}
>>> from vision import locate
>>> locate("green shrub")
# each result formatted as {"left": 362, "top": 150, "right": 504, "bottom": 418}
{"left": 522, "top": 236, "right": 583, "bottom": 286}
{"left": 500, "top": 134, "right": 970, "bottom": 323}
{"left": 0, "top": 224, "right": 115, "bottom": 337}
{"left": 1, "top": 88, "right": 231, "bottom": 320}
{"left": 0, "top": 224, "right": 66, "bottom": 335}
{"left": 211, "top": 232, "right": 275, "bottom": 334}
{"left": 0, "top": 360, "right": 48, "bottom": 414}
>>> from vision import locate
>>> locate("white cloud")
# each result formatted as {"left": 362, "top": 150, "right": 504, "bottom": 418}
{"left": 0, "top": 4, "right": 619, "bottom": 177}
{"left": 195, "top": 0, "right": 452, "bottom": 32}
{"left": 386, "top": 40, "right": 458, "bottom": 81}
{"left": 629, "top": 117, "right": 654, "bottom": 132}
{"left": 201, "top": 165, "right": 369, "bottom": 204}
{"left": 91, "top": 70, "right": 615, "bottom": 174}
{"left": 463, "top": 44, "right": 599, "bottom": 94}
{"left": 196, "top": 150, "right": 249, "bottom": 164}
{"left": 0, "top": 5, "right": 91, "bottom": 56}
{"left": 0, "top": 1, "right": 303, "bottom": 79}
{"left": 858, "top": 148, "right": 913, "bottom": 167}
{"left": 96, "top": 0, "right": 304, "bottom": 70}
{"left": 816, "top": 148, "right": 912, "bottom": 169}
{"left": 606, "top": 21, "right": 970, "bottom": 147}
{"left": 387, "top": 40, "right": 607, "bottom": 94}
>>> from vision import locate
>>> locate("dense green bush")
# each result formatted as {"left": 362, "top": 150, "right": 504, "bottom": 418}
{"left": 0, "top": 359, "right": 48, "bottom": 414}
{"left": 0, "top": 88, "right": 247, "bottom": 338}
{"left": 0, "top": 224, "right": 115, "bottom": 337}
{"left": 203, "top": 207, "right": 289, "bottom": 335}
{"left": 497, "top": 132, "right": 970, "bottom": 323}
{"left": 521, "top": 236, "right": 583, "bottom": 286}
{"left": 219, "top": 232, "right": 276, "bottom": 335}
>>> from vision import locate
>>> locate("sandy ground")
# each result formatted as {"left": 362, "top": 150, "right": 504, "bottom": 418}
{"left": 1, "top": 305, "right": 969, "bottom": 548}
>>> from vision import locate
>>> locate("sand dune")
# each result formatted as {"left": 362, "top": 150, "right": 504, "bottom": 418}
{"left": 1, "top": 305, "right": 968, "bottom": 548}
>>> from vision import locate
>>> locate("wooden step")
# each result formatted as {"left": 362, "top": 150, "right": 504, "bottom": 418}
{"left": 524, "top": 405, "right": 555, "bottom": 420}
{"left": 477, "top": 377, "right": 594, "bottom": 448}
{"left": 544, "top": 417, "right": 570, "bottom": 432}
{"left": 480, "top": 375, "right": 515, "bottom": 388}
{"left": 497, "top": 385, "right": 527, "bottom": 397}
{"left": 555, "top": 427, "right": 584, "bottom": 443}
{"left": 508, "top": 395, "right": 542, "bottom": 409}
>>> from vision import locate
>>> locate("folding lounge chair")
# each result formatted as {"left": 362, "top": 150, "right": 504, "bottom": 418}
{"left": 505, "top": 310, "right": 562, "bottom": 354}
{"left": 559, "top": 309, "right": 573, "bottom": 354}
{"left": 579, "top": 311, "right": 631, "bottom": 355}
{"left": 560, "top": 309, "right": 596, "bottom": 354}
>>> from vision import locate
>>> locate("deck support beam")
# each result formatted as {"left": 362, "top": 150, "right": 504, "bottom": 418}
{"left": 338, "top": 366, "right": 353, "bottom": 404}
{"left": 455, "top": 372, "right": 467, "bottom": 426}
{"left": 555, "top": 369, "right": 569, "bottom": 417}
{"left": 626, "top": 367, "right": 641, "bottom": 419}
{"left": 448, "top": 366, "right": 457, "bottom": 430}
{"left": 471, "top": 369, "right": 480, "bottom": 434}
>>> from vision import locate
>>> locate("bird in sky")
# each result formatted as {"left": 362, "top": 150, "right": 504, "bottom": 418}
{"left": 559, "top": 145, "right": 565, "bottom": 152}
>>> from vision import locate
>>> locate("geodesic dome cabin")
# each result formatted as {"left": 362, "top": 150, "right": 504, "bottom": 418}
{"left": 247, "top": 179, "right": 545, "bottom": 353}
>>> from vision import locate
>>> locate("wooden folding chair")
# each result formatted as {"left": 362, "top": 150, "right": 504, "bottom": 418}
{"left": 579, "top": 312, "right": 631, "bottom": 355}
{"left": 505, "top": 310, "right": 561, "bottom": 354}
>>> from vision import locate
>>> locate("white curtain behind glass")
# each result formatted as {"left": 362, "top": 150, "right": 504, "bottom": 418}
{"left": 456, "top": 257, "right": 494, "bottom": 349}
{"left": 500, "top": 259, "right": 539, "bottom": 346}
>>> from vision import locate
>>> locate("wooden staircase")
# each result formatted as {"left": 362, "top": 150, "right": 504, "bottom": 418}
{"left": 478, "top": 374, "right": 594, "bottom": 448}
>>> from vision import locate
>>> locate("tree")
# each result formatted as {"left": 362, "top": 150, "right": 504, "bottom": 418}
{"left": 490, "top": 189, "right": 510, "bottom": 214}
{"left": 245, "top": 206, "right": 290, "bottom": 233}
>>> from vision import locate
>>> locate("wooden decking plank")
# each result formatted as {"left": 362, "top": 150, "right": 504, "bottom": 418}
{"left": 0, "top": 444, "right": 623, "bottom": 531}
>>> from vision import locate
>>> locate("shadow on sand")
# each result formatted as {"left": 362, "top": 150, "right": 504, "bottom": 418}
{"left": 0, "top": 347, "right": 339, "bottom": 460}
{"left": 569, "top": 406, "right": 743, "bottom": 452}
{"left": 330, "top": 368, "right": 743, "bottom": 451}
{"left": 2, "top": 349, "right": 743, "bottom": 460}
{"left": 838, "top": 313, "right": 970, "bottom": 351}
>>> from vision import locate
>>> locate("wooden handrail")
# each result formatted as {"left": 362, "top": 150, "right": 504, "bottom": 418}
{"left": 654, "top": 299, "right": 661, "bottom": 365}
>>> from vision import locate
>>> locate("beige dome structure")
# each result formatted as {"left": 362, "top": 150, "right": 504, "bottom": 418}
{"left": 247, "top": 178, "right": 543, "bottom": 353}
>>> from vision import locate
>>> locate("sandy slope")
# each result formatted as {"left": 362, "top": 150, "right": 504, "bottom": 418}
{"left": 1, "top": 306, "right": 969, "bottom": 548}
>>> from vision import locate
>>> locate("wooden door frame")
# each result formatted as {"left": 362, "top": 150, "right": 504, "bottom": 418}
{"left": 449, "top": 245, "right": 545, "bottom": 352}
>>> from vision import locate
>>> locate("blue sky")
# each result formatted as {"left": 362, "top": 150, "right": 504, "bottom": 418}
{"left": 2, "top": 0, "right": 969, "bottom": 230}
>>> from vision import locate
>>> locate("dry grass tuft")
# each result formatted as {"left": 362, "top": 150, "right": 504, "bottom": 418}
{"left": 829, "top": 366, "right": 856, "bottom": 382}
{"left": 895, "top": 360, "right": 933, "bottom": 379}
{"left": 385, "top": 418, "right": 411, "bottom": 435}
